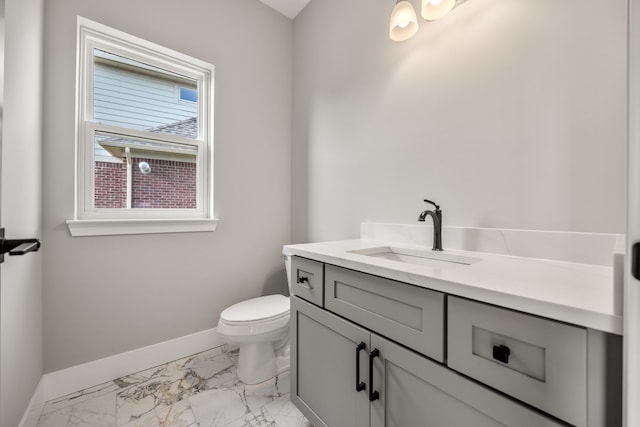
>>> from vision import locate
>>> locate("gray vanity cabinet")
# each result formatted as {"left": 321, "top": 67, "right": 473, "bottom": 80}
{"left": 292, "top": 295, "right": 564, "bottom": 427}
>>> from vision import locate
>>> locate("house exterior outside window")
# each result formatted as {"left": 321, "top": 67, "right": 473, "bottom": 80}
{"left": 68, "top": 17, "right": 217, "bottom": 236}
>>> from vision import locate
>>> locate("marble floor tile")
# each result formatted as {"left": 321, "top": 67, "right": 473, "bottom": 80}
{"left": 224, "top": 406, "right": 277, "bottom": 427}
{"left": 115, "top": 348, "right": 236, "bottom": 425}
{"left": 118, "top": 399, "right": 196, "bottom": 427}
{"left": 35, "top": 345, "right": 309, "bottom": 427}
{"left": 37, "top": 391, "right": 117, "bottom": 427}
{"left": 189, "top": 372, "right": 291, "bottom": 427}
{"left": 115, "top": 373, "right": 199, "bottom": 425}
{"left": 262, "top": 397, "right": 312, "bottom": 427}
{"left": 183, "top": 347, "right": 237, "bottom": 389}
{"left": 41, "top": 381, "right": 121, "bottom": 416}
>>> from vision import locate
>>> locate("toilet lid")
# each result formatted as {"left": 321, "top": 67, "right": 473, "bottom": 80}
{"left": 220, "top": 294, "right": 290, "bottom": 324}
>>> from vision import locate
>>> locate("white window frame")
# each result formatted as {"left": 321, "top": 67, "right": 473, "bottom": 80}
{"left": 67, "top": 17, "right": 217, "bottom": 237}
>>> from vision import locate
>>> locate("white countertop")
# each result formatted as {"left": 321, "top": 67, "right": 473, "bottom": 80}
{"left": 283, "top": 239, "right": 622, "bottom": 335}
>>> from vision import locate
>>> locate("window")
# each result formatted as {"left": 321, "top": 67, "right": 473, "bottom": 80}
{"left": 68, "top": 17, "right": 216, "bottom": 236}
{"left": 179, "top": 87, "right": 198, "bottom": 103}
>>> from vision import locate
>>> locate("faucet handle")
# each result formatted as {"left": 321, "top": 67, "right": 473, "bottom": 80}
{"left": 423, "top": 199, "right": 440, "bottom": 210}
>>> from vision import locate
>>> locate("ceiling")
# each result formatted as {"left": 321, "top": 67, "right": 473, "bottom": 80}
{"left": 258, "top": 0, "right": 311, "bottom": 19}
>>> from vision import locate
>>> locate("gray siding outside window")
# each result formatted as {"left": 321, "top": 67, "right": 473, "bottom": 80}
{"left": 93, "top": 61, "right": 197, "bottom": 131}
{"left": 93, "top": 61, "right": 198, "bottom": 163}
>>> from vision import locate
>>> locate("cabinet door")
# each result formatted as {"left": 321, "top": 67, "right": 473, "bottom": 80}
{"left": 369, "top": 334, "right": 565, "bottom": 427}
{"left": 291, "top": 296, "right": 370, "bottom": 427}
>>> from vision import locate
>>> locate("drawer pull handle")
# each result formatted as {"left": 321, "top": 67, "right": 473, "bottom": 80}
{"left": 356, "top": 342, "right": 366, "bottom": 392}
{"left": 492, "top": 345, "right": 511, "bottom": 364}
{"left": 369, "top": 348, "right": 380, "bottom": 401}
{"left": 297, "top": 275, "right": 312, "bottom": 288}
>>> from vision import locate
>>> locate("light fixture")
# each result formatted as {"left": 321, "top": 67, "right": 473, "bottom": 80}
{"left": 389, "top": 0, "right": 464, "bottom": 41}
{"left": 422, "top": 0, "right": 455, "bottom": 21}
{"left": 389, "top": 0, "right": 419, "bottom": 42}
{"left": 139, "top": 161, "right": 151, "bottom": 174}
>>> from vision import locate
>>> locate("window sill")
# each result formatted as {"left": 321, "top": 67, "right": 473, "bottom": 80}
{"left": 66, "top": 218, "right": 219, "bottom": 237}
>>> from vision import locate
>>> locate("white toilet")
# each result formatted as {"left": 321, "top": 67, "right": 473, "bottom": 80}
{"left": 217, "top": 255, "right": 292, "bottom": 384}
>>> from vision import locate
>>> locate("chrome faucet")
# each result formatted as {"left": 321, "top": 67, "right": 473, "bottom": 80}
{"left": 418, "top": 199, "right": 443, "bottom": 251}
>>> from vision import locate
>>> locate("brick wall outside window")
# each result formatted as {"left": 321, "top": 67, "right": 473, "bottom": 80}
{"left": 95, "top": 161, "right": 127, "bottom": 208}
{"left": 132, "top": 157, "right": 196, "bottom": 209}
{"left": 94, "top": 157, "right": 196, "bottom": 209}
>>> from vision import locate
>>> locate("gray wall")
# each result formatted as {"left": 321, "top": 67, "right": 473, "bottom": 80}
{"left": 292, "top": 0, "right": 627, "bottom": 243}
{"left": 43, "top": 0, "right": 292, "bottom": 372}
{"left": 0, "top": 0, "right": 44, "bottom": 424}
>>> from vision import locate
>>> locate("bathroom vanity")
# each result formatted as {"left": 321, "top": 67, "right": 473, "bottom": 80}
{"left": 284, "top": 235, "right": 622, "bottom": 427}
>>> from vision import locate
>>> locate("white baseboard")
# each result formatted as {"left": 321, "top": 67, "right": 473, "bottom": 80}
{"left": 18, "top": 377, "right": 46, "bottom": 427}
{"left": 19, "top": 328, "right": 223, "bottom": 427}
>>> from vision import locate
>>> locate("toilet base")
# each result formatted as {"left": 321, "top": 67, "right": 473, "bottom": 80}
{"left": 276, "top": 345, "right": 290, "bottom": 375}
{"left": 236, "top": 342, "right": 290, "bottom": 385}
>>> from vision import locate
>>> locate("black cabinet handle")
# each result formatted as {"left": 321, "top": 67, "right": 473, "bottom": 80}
{"left": 368, "top": 348, "right": 380, "bottom": 401}
{"left": 297, "top": 274, "right": 312, "bottom": 288}
{"left": 356, "top": 342, "right": 366, "bottom": 392}
{"left": 492, "top": 345, "right": 511, "bottom": 364}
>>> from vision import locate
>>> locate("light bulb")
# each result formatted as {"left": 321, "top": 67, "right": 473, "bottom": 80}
{"left": 422, "top": 0, "right": 455, "bottom": 21}
{"left": 389, "top": 0, "right": 419, "bottom": 41}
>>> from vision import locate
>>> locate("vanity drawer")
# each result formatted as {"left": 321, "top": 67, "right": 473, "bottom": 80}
{"left": 447, "top": 296, "right": 587, "bottom": 427}
{"left": 324, "top": 264, "right": 445, "bottom": 362}
{"left": 291, "top": 256, "right": 324, "bottom": 306}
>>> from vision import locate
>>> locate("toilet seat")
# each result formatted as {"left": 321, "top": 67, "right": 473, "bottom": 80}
{"left": 220, "top": 294, "right": 289, "bottom": 324}
{"left": 218, "top": 294, "right": 290, "bottom": 337}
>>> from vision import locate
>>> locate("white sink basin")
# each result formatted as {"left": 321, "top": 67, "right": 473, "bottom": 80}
{"left": 349, "top": 246, "right": 482, "bottom": 269}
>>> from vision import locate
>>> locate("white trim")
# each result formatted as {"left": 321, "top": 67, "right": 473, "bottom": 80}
{"left": 19, "top": 328, "right": 224, "bottom": 426}
{"left": 67, "top": 217, "right": 219, "bottom": 236}
{"left": 125, "top": 147, "right": 132, "bottom": 209}
{"left": 77, "top": 16, "right": 213, "bottom": 73}
{"left": 18, "top": 378, "right": 46, "bottom": 427}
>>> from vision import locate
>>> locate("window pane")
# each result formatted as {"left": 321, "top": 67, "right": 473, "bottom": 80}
{"left": 94, "top": 133, "right": 198, "bottom": 209}
{"left": 93, "top": 49, "right": 198, "bottom": 139}
{"left": 180, "top": 87, "right": 198, "bottom": 102}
